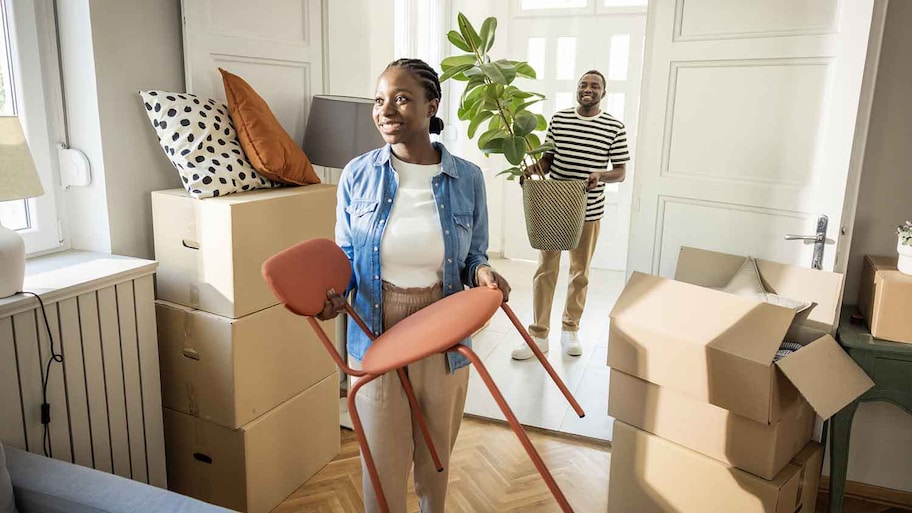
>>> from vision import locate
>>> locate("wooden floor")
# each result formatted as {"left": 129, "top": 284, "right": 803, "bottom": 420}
{"left": 273, "top": 417, "right": 910, "bottom": 513}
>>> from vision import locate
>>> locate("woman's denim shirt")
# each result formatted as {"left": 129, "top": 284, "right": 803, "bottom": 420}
{"left": 336, "top": 142, "right": 490, "bottom": 372}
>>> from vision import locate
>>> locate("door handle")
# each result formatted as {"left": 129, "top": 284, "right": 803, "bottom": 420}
{"left": 784, "top": 215, "right": 828, "bottom": 270}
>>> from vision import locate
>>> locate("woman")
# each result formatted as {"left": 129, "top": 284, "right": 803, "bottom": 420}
{"left": 320, "top": 58, "right": 510, "bottom": 512}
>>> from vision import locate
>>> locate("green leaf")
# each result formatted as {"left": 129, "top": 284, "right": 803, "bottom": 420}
{"left": 442, "top": 54, "right": 478, "bottom": 69}
{"left": 504, "top": 136, "right": 526, "bottom": 165}
{"left": 447, "top": 30, "right": 471, "bottom": 52}
{"left": 492, "top": 60, "right": 517, "bottom": 84}
{"left": 439, "top": 63, "right": 474, "bottom": 83}
{"left": 516, "top": 62, "right": 537, "bottom": 79}
{"left": 480, "top": 17, "right": 497, "bottom": 53}
{"left": 457, "top": 13, "right": 482, "bottom": 50}
{"left": 512, "top": 111, "right": 537, "bottom": 137}
{"left": 525, "top": 133, "right": 542, "bottom": 150}
{"left": 481, "top": 62, "right": 507, "bottom": 84}
{"left": 468, "top": 111, "right": 495, "bottom": 139}
{"left": 488, "top": 115, "right": 503, "bottom": 131}
{"left": 480, "top": 137, "right": 505, "bottom": 154}
{"left": 515, "top": 97, "right": 546, "bottom": 112}
{"left": 495, "top": 167, "right": 522, "bottom": 178}
{"left": 536, "top": 114, "right": 548, "bottom": 131}
{"left": 529, "top": 141, "right": 554, "bottom": 155}
{"left": 478, "top": 127, "right": 509, "bottom": 149}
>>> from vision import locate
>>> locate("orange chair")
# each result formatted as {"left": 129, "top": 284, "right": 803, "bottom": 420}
{"left": 262, "top": 238, "right": 585, "bottom": 513}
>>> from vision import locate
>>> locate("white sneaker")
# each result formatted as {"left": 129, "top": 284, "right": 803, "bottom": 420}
{"left": 561, "top": 331, "right": 583, "bottom": 356}
{"left": 511, "top": 335, "right": 549, "bottom": 360}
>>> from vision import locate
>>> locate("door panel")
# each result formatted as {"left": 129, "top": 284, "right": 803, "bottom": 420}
{"left": 627, "top": 0, "right": 879, "bottom": 275}
{"left": 181, "top": 0, "right": 323, "bottom": 145}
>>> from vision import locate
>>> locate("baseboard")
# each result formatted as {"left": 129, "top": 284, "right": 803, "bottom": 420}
{"left": 819, "top": 476, "right": 912, "bottom": 508}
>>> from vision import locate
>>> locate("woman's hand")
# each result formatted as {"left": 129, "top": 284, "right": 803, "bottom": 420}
{"left": 316, "top": 291, "right": 346, "bottom": 321}
{"left": 477, "top": 266, "right": 511, "bottom": 302}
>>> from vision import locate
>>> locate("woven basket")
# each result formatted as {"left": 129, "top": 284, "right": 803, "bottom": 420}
{"left": 522, "top": 179, "right": 588, "bottom": 251}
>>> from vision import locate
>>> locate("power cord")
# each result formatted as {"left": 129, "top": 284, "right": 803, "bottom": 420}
{"left": 20, "top": 291, "right": 64, "bottom": 458}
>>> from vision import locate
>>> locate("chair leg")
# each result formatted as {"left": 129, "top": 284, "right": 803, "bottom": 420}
{"left": 499, "top": 303, "right": 586, "bottom": 418}
{"left": 396, "top": 367, "right": 444, "bottom": 472}
{"left": 347, "top": 373, "right": 391, "bottom": 513}
{"left": 453, "top": 345, "right": 575, "bottom": 513}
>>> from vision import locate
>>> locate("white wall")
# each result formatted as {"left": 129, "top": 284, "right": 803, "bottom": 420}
{"left": 90, "top": 0, "right": 185, "bottom": 258}
{"left": 826, "top": 0, "right": 912, "bottom": 493}
{"left": 325, "top": 0, "right": 394, "bottom": 97}
{"left": 58, "top": 0, "right": 184, "bottom": 259}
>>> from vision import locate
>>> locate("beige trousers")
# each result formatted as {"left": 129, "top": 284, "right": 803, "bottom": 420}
{"left": 349, "top": 281, "right": 470, "bottom": 513}
{"left": 529, "top": 220, "right": 601, "bottom": 338}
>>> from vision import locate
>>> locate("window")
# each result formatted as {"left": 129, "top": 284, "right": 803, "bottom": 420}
{"left": 0, "top": 0, "right": 64, "bottom": 254}
{"left": 0, "top": 0, "right": 29, "bottom": 232}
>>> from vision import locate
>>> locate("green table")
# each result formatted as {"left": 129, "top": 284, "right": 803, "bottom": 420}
{"left": 829, "top": 306, "right": 912, "bottom": 513}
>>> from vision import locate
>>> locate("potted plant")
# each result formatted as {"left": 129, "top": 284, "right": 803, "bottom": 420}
{"left": 440, "top": 13, "right": 588, "bottom": 251}
{"left": 897, "top": 221, "right": 912, "bottom": 275}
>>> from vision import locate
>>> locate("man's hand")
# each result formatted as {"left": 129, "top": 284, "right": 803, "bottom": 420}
{"left": 476, "top": 266, "right": 511, "bottom": 302}
{"left": 586, "top": 171, "right": 603, "bottom": 190}
{"left": 316, "top": 291, "right": 346, "bottom": 320}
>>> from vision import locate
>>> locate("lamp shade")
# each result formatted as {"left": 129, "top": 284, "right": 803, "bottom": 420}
{"left": 0, "top": 117, "right": 43, "bottom": 202}
{"left": 302, "top": 95, "right": 385, "bottom": 168}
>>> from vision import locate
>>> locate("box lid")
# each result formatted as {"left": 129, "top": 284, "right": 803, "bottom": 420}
{"left": 866, "top": 254, "right": 912, "bottom": 284}
{"left": 610, "top": 271, "right": 797, "bottom": 366}
{"left": 774, "top": 334, "right": 874, "bottom": 419}
{"left": 675, "top": 247, "right": 844, "bottom": 334}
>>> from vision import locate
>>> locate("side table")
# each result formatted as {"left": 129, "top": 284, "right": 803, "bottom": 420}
{"left": 829, "top": 306, "right": 912, "bottom": 512}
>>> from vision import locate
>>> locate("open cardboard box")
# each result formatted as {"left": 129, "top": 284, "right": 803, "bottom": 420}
{"left": 608, "top": 420, "right": 824, "bottom": 513}
{"left": 608, "top": 247, "right": 874, "bottom": 425}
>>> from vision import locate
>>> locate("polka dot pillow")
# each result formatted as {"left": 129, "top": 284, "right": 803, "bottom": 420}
{"left": 140, "top": 90, "right": 279, "bottom": 198}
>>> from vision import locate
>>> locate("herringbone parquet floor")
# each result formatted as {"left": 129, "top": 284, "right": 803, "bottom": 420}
{"left": 273, "top": 417, "right": 911, "bottom": 513}
{"left": 272, "top": 416, "right": 610, "bottom": 513}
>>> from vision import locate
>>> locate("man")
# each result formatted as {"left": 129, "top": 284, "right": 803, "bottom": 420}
{"left": 513, "top": 70, "right": 629, "bottom": 360}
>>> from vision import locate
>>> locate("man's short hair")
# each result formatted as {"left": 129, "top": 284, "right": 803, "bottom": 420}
{"left": 579, "top": 70, "right": 606, "bottom": 87}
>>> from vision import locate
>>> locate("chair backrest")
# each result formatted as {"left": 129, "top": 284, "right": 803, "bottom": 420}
{"left": 261, "top": 238, "right": 352, "bottom": 317}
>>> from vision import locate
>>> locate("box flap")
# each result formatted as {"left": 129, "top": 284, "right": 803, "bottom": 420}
{"left": 676, "top": 247, "right": 845, "bottom": 333}
{"left": 611, "top": 272, "right": 795, "bottom": 365}
{"left": 774, "top": 335, "right": 874, "bottom": 419}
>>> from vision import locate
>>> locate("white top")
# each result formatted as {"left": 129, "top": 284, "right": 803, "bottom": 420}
{"left": 380, "top": 155, "right": 445, "bottom": 287}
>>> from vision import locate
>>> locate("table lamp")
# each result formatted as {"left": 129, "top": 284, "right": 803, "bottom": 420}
{"left": 0, "top": 116, "right": 44, "bottom": 298}
{"left": 302, "top": 95, "right": 385, "bottom": 184}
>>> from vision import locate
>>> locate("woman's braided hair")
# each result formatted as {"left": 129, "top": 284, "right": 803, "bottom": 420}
{"left": 385, "top": 58, "right": 445, "bottom": 134}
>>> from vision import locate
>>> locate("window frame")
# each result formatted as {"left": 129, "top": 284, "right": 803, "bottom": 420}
{"left": 3, "top": 0, "right": 67, "bottom": 255}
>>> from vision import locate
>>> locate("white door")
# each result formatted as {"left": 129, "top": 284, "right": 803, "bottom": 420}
{"left": 504, "top": 7, "right": 647, "bottom": 270}
{"left": 627, "top": 0, "right": 883, "bottom": 277}
{"left": 181, "top": 0, "right": 323, "bottom": 145}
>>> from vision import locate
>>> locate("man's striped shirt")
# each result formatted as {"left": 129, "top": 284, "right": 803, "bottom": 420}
{"left": 545, "top": 108, "right": 629, "bottom": 221}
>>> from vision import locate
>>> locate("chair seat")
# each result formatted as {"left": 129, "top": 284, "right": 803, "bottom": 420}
{"left": 361, "top": 287, "right": 503, "bottom": 374}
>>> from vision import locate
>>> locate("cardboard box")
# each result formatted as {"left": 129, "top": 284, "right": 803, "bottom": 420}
{"left": 608, "top": 247, "right": 873, "bottom": 425}
{"left": 152, "top": 185, "right": 337, "bottom": 318}
{"left": 608, "top": 368, "right": 814, "bottom": 479}
{"left": 163, "top": 374, "right": 340, "bottom": 513}
{"left": 859, "top": 255, "right": 912, "bottom": 343}
{"left": 607, "top": 420, "right": 824, "bottom": 513}
{"left": 156, "top": 299, "right": 336, "bottom": 429}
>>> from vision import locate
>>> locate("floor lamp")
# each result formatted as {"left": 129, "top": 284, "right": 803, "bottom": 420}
{"left": 302, "top": 95, "right": 385, "bottom": 427}
{"left": 0, "top": 117, "right": 44, "bottom": 298}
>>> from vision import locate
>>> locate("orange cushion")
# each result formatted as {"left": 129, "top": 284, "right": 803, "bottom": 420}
{"left": 219, "top": 68, "right": 321, "bottom": 186}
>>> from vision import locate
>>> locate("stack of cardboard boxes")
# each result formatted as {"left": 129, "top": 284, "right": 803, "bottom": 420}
{"left": 151, "top": 185, "right": 341, "bottom": 513}
{"left": 606, "top": 247, "right": 875, "bottom": 513}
